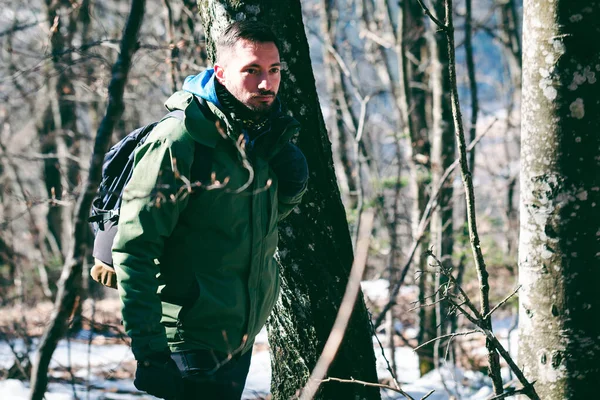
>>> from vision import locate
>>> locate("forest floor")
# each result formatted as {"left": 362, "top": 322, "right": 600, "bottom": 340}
{"left": 0, "top": 280, "right": 516, "bottom": 399}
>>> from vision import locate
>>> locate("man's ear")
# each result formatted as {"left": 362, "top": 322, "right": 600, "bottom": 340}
{"left": 214, "top": 63, "right": 226, "bottom": 85}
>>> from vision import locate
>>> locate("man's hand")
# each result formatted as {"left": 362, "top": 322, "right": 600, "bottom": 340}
{"left": 269, "top": 142, "right": 308, "bottom": 197}
{"left": 134, "top": 351, "right": 184, "bottom": 399}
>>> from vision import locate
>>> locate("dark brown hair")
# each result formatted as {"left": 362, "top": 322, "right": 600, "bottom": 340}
{"left": 216, "top": 21, "right": 281, "bottom": 62}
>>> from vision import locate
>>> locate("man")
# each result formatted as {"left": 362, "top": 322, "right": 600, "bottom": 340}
{"left": 112, "top": 21, "right": 308, "bottom": 399}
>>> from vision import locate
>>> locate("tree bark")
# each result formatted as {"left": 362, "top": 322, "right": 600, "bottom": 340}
{"left": 197, "top": 2, "right": 380, "bottom": 399}
{"left": 519, "top": 1, "right": 600, "bottom": 399}
{"left": 45, "top": 0, "right": 82, "bottom": 256}
{"left": 422, "top": 0, "right": 454, "bottom": 374}
{"left": 319, "top": 0, "right": 358, "bottom": 210}
{"left": 29, "top": 1, "right": 147, "bottom": 398}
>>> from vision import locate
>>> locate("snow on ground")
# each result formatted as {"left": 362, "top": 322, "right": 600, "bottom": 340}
{"left": 385, "top": 367, "right": 494, "bottom": 400}
{"left": 375, "top": 345, "right": 420, "bottom": 384}
{"left": 0, "top": 335, "right": 271, "bottom": 399}
{"left": 360, "top": 280, "right": 418, "bottom": 305}
{"left": 0, "top": 333, "right": 505, "bottom": 400}
{"left": 0, "top": 280, "right": 519, "bottom": 399}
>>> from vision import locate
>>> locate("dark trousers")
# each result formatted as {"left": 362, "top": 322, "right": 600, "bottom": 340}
{"left": 171, "top": 349, "right": 252, "bottom": 400}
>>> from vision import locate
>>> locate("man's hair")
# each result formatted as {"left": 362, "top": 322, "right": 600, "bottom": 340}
{"left": 216, "top": 21, "right": 281, "bottom": 63}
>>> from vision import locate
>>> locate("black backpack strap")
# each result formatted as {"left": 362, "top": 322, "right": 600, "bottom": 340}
{"left": 163, "top": 109, "right": 185, "bottom": 122}
{"left": 189, "top": 96, "right": 216, "bottom": 186}
{"left": 166, "top": 106, "right": 213, "bottom": 185}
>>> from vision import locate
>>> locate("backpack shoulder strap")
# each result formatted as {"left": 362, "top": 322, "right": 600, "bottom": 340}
{"left": 162, "top": 109, "right": 185, "bottom": 122}
{"left": 182, "top": 94, "right": 222, "bottom": 149}
{"left": 189, "top": 98, "right": 215, "bottom": 185}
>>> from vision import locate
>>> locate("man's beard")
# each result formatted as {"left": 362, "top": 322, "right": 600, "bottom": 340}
{"left": 216, "top": 81, "right": 277, "bottom": 121}
{"left": 244, "top": 90, "right": 277, "bottom": 115}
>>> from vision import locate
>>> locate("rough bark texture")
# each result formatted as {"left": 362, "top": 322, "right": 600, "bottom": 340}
{"left": 197, "top": 2, "right": 379, "bottom": 399}
{"left": 519, "top": 1, "right": 600, "bottom": 399}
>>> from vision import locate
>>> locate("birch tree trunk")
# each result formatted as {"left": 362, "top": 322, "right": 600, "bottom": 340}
{"left": 519, "top": 1, "right": 600, "bottom": 399}
{"left": 197, "top": 2, "right": 379, "bottom": 398}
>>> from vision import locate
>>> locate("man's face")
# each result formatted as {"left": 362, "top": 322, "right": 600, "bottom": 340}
{"left": 214, "top": 39, "right": 281, "bottom": 115}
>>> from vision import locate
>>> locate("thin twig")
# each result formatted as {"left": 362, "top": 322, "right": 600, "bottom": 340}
{"left": 415, "top": 0, "right": 447, "bottom": 31}
{"left": 414, "top": 330, "right": 479, "bottom": 351}
{"left": 373, "top": 120, "right": 496, "bottom": 329}
{"left": 370, "top": 320, "right": 401, "bottom": 390}
{"left": 321, "top": 377, "right": 415, "bottom": 400}
{"left": 487, "top": 385, "right": 535, "bottom": 400}
{"left": 483, "top": 285, "right": 521, "bottom": 320}
{"left": 422, "top": 390, "right": 436, "bottom": 399}
{"left": 447, "top": 300, "right": 479, "bottom": 326}
{"left": 440, "top": 0, "right": 504, "bottom": 392}
{"left": 427, "top": 251, "right": 482, "bottom": 320}
{"left": 429, "top": 254, "right": 539, "bottom": 399}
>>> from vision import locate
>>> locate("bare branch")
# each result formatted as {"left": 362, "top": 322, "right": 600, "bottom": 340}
{"left": 414, "top": 330, "right": 480, "bottom": 351}
{"left": 487, "top": 385, "right": 536, "bottom": 400}
{"left": 373, "top": 119, "right": 496, "bottom": 329}
{"left": 483, "top": 285, "right": 521, "bottom": 320}
{"left": 415, "top": 0, "right": 448, "bottom": 31}
{"left": 321, "top": 377, "right": 416, "bottom": 400}
{"left": 29, "top": 1, "right": 148, "bottom": 398}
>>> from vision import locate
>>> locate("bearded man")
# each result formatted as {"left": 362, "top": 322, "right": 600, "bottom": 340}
{"left": 112, "top": 21, "right": 308, "bottom": 399}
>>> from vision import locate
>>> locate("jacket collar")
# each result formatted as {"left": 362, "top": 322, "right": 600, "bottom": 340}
{"left": 165, "top": 90, "right": 300, "bottom": 158}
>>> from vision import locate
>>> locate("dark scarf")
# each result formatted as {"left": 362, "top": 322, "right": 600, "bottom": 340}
{"left": 215, "top": 81, "right": 272, "bottom": 141}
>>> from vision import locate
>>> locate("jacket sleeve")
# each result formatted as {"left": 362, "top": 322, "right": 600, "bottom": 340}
{"left": 269, "top": 142, "right": 309, "bottom": 221}
{"left": 112, "top": 137, "right": 192, "bottom": 360}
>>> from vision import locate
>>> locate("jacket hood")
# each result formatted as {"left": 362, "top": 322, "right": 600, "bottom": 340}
{"left": 182, "top": 69, "right": 222, "bottom": 109}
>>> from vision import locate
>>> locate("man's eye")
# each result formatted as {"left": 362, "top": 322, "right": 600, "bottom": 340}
{"left": 270, "top": 68, "right": 280, "bottom": 74}
{"left": 246, "top": 68, "right": 258, "bottom": 74}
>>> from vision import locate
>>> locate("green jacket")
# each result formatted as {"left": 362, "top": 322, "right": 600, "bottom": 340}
{"left": 112, "top": 91, "right": 305, "bottom": 359}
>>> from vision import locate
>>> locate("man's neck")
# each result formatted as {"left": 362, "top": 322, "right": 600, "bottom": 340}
{"left": 215, "top": 81, "right": 269, "bottom": 125}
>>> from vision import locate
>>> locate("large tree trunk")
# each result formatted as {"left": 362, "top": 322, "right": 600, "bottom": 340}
{"left": 519, "top": 1, "right": 600, "bottom": 399}
{"left": 198, "top": 2, "right": 380, "bottom": 399}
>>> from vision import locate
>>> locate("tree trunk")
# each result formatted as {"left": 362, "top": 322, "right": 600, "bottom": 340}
{"left": 45, "top": 0, "right": 82, "bottom": 257}
{"left": 29, "top": 1, "right": 147, "bottom": 398}
{"left": 197, "top": 2, "right": 380, "bottom": 399}
{"left": 498, "top": 0, "right": 522, "bottom": 261}
{"left": 421, "top": 0, "right": 454, "bottom": 373}
{"left": 519, "top": 1, "right": 600, "bottom": 399}
{"left": 320, "top": 0, "right": 358, "bottom": 210}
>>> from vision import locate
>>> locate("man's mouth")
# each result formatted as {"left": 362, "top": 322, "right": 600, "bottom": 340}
{"left": 253, "top": 92, "right": 276, "bottom": 101}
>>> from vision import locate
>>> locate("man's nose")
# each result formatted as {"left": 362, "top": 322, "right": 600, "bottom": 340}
{"left": 258, "top": 74, "right": 272, "bottom": 91}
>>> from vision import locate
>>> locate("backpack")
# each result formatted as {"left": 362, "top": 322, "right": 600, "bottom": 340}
{"left": 89, "top": 103, "right": 215, "bottom": 289}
